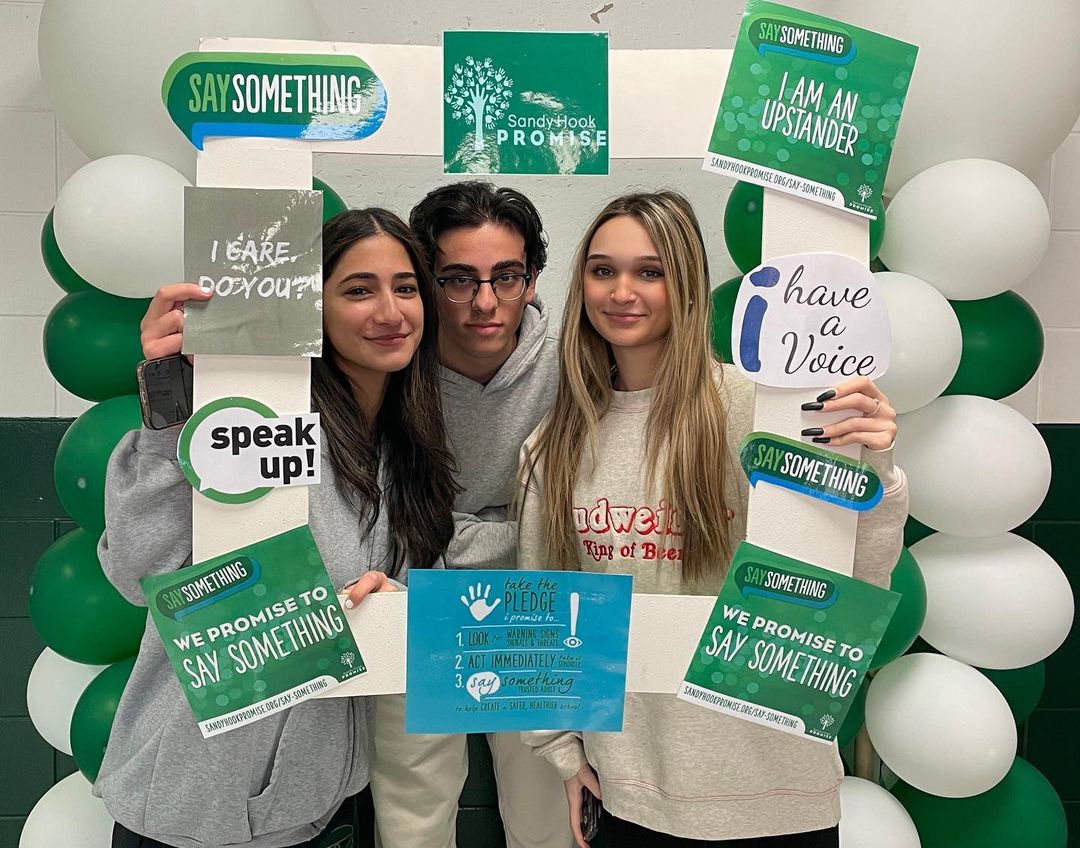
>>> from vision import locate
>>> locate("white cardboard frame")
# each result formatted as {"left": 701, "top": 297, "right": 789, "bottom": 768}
{"left": 188, "top": 38, "right": 866, "bottom": 698}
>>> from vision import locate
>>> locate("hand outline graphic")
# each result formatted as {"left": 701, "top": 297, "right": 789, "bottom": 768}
{"left": 460, "top": 582, "right": 501, "bottom": 622}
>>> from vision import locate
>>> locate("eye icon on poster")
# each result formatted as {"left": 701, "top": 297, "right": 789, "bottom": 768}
{"left": 563, "top": 592, "right": 583, "bottom": 648}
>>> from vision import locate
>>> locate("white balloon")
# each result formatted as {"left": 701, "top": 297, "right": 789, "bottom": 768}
{"left": 38, "top": 1, "right": 321, "bottom": 179}
{"left": 53, "top": 155, "right": 190, "bottom": 299}
{"left": 895, "top": 396, "right": 1050, "bottom": 537}
{"left": 20, "top": 773, "right": 114, "bottom": 848}
{"left": 875, "top": 272, "right": 962, "bottom": 413}
{"left": 26, "top": 649, "right": 107, "bottom": 755}
{"left": 913, "top": 532, "right": 1073, "bottom": 670}
{"left": 795, "top": 2, "right": 1080, "bottom": 192}
{"left": 879, "top": 159, "right": 1050, "bottom": 301}
{"left": 839, "top": 777, "right": 920, "bottom": 848}
{"left": 866, "top": 653, "right": 1016, "bottom": 798}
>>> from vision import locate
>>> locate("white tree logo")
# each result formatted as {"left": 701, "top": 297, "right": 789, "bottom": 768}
{"left": 445, "top": 56, "right": 514, "bottom": 151}
{"left": 340, "top": 651, "right": 357, "bottom": 670}
{"left": 857, "top": 183, "right": 873, "bottom": 203}
{"left": 818, "top": 713, "right": 836, "bottom": 731}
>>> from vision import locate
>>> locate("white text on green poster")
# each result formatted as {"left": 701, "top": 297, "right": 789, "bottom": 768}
{"left": 443, "top": 31, "right": 609, "bottom": 175}
{"left": 704, "top": 1, "right": 918, "bottom": 218}
{"left": 142, "top": 525, "right": 364, "bottom": 737}
{"left": 679, "top": 542, "right": 898, "bottom": 743}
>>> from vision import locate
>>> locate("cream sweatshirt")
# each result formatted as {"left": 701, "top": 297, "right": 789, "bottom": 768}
{"left": 517, "top": 364, "right": 907, "bottom": 840}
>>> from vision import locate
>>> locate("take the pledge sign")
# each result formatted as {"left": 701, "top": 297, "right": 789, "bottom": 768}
{"left": 731, "top": 252, "right": 890, "bottom": 388}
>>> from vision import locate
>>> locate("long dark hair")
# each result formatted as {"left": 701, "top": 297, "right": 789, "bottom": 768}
{"left": 313, "top": 208, "right": 459, "bottom": 579}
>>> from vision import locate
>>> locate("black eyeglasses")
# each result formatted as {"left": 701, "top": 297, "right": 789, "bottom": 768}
{"left": 435, "top": 272, "right": 532, "bottom": 304}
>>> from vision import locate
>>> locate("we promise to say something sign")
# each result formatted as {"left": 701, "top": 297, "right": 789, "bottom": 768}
{"left": 679, "top": 542, "right": 898, "bottom": 744}
{"left": 178, "top": 397, "right": 320, "bottom": 505}
{"left": 142, "top": 525, "right": 365, "bottom": 737}
{"left": 183, "top": 187, "right": 323, "bottom": 357}
{"left": 731, "top": 253, "right": 890, "bottom": 388}
{"left": 406, "top": 570, "right": 632, "bottom": 733}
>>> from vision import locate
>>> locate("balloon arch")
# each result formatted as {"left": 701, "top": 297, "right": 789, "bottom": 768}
{"left": 23, "top": 1, "right": 1079, "bottom": 846}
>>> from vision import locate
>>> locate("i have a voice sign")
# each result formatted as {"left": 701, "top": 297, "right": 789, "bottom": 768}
{"left": 405, "top": 570, "right": 632, "bottom": 733}
{"left": 731, "top": 253, "right": 890, "bottom": 388}
{"left": 178, "top": 397, "right": 321, "bottom": 504}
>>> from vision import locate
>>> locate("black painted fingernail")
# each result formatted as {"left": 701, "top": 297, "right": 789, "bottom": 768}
{"left": 816, "top": 389, "right": 837, "bottom": 402}
{"left": 813, "top": 437, "right": 831, "bottom": 444}
{"left": 802, "top": 427, "right": 824, "bottom": 437}
{"left": 801, "top": 401, "right": 824, "bottom": 411}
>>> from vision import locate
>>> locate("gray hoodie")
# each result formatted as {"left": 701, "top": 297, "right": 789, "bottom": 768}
{"left": 94, "top": 426, "right": 392, "bottom": 848}
{"left": 440, "top": 298, "right": 560, "bottom": 569}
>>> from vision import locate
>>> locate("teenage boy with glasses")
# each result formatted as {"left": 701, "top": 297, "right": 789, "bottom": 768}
{"left": 370, "top": 182, "right": 570, "bottom": 848}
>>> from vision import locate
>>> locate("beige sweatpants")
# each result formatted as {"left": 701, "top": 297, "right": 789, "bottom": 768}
{"left": 371, "top": 695, "right": 574, "bottom": 848}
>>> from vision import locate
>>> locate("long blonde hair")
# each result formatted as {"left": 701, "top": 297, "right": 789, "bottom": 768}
{"left": 524, "top": 191, "right": 732, "bottom": 580}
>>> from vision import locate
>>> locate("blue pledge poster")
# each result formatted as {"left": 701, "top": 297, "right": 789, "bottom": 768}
{"left": 406, "top": 570, "right": 632, "bottom": 733}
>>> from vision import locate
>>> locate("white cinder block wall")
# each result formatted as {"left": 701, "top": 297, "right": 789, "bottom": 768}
{"left": 1, "top": 0, "right": 1075, "bottom": 422}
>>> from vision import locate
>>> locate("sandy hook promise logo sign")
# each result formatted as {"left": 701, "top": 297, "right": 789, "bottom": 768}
{"left": 442, "top": 31, "right": 610, "bottom": 175}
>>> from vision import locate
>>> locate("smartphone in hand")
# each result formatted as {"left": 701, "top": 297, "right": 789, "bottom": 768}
{"left": 581, "top": 787, "right": 602, "bottom": 843}
{"left": 137, "top": 354, "right": 194, "bottom": 430}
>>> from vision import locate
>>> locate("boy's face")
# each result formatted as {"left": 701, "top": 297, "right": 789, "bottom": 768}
{"left": 433, "top": 221, "right": 537, "bottom": 378}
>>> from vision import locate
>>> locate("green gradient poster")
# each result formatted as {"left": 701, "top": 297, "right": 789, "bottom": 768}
{"left": 704, "top": 1, "right": 918, "bottom": 218}
{"left": 142, "top": 525, "right": 364, "bottom": 737}
{"left": 443, "top": 31, "right": 609, "bottom": 175}
{"left": 679, "top": 542, "right": 898, "bottom": 743}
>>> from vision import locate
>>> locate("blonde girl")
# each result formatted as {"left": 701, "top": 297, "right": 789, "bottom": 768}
{"left": 518, "top": 191, "right": 906, "bottom": 847}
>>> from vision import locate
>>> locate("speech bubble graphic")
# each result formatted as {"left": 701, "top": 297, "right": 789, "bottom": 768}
{"left": 731, "top": 253, "right": 890, "bottom": 388}
{"left": 162, "top": 52, "right": 388, "bottom": 150}
{"left": 739, "top": 431, "right": 883, "bottom": 511}
{"left": 177, "top": 397, "right": 320, "bottom": 504}
{"left": 466, "top": 672, "right": 501, "bottom": 702}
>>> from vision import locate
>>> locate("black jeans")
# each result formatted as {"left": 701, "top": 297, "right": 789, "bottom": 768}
{"left": 600, "top": 811, "right": 839, "bottom": 848}
{"left": 111, "top": 788, "right": 375, "bottom": 848}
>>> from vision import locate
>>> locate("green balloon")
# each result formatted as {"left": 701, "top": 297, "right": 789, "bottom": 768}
{"left": 710, "top": 276, "right": 742, "bottom": 363}
{"left": 979, "top": 662, "right": 1045, "bottom": 724}
{"left": 893, "top": 758, "right": 1067, "bottom": 848}
{"left": 872, "top": 547, "right": 927, "bottom": 669}
{"left": 904, "top": 636, "right": 939, "bottom": 657}
{"left": 838, "top": 678, "right": 868, "bottom": 747}
{"left": 29, "top": 529, "right": 146, "bottom": 664}
{"left": 314, "top": 177, "right": 348, "bottom": 223}
{"left": 53, "top": 395, "right": 143, "bottom": 534}
{"left": 903, "top": 514, "right": 935, "bottom": 547}
{"left": 723, "top": 181, "right": 885, "bottom": 273}
{"left": 70, "top": 657, "right": 136, "bottom": 782}
{"left": 723, "top": 182, "right": 764, "bottom": 275}
{"left": 945, "top": 291, "right": 1044, "bottom": 399}
{"left": 41, "top": 210, "right": 93, "bottom": 294}
{"left": 44, "top": 291, "right": 150, "bottom": 402}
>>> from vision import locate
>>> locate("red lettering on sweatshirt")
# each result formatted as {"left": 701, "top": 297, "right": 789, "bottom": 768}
{"left": 572, "top": 498, "right": 683, "bottom": 537}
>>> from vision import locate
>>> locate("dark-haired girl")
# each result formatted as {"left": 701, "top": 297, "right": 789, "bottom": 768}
{"left": 95, "top": 208, "right": 459, "bottom": 848}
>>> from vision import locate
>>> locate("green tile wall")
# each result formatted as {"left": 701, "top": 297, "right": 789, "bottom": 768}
{"left": 1, "top": 419, "right": 1077, "bottom": 847}
{"left": 0, "top": 420, "right": 78, "bottom": 847}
